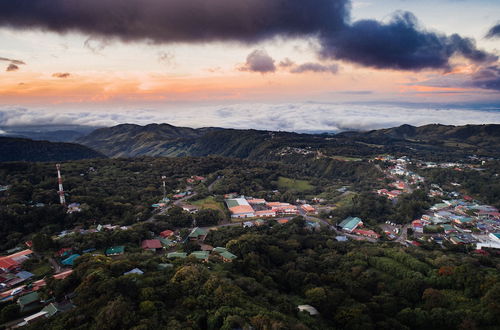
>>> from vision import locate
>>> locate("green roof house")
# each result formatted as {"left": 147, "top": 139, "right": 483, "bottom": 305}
{"left": 189, "top": 251, "right": 210, "bottom": 261}
{"left": 18, "top": 292, "right": 40, "bottom": 311}
{"left": 105, "top": 246, "right": 125, "bottom": 256}
{"left": 188, "top": 227, "right": 207, "bottom": 240}
{"left": 212, "top": 247, "right": 228, "bottom": 254}
{"left": 220, "top": 251, "right": 237, "bottom": 262}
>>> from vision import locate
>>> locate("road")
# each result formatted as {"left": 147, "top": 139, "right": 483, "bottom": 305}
{"left": 146, "top": 192, "right": 198, "bottom": 223}
{"left": 208, "top": 176, "right": 223, "bottom": 193}
{"left": 48, "top": 256, "right": 62, "bottom": 273}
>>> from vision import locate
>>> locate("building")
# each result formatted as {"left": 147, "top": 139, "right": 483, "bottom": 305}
{"left": 298, "top": 305, "right": 319, "bottom": 316}
{"left": 225, "top": 198, "right": 255, "bottom": 218}
{"left": 254, "top": 210, "right": 276, "bottom": 218}
{"left": 189, "top": 251, "right": 210, "bottom": 262}
{"left": 301, "top": 204, "right": 316, "bottom": 214}
{"left": 188, "top": 227, "right": 207, "bottom": 240}
{"left": 489, "top": 233, "right": 500, "bottom": 243}
{"left": 412, "top": 220, "right": 424, "bottom": 233}
{"left": 160, "top": 230, "right": 174, "bottom": 238}
{"left": 17, "top": 292, "right": 40, "bottom": 312}
{"left": 141, "top": 239, "right": 163, "bottom": 251}
{"left": 61, "top": 254, "right": 80, "bottom": 266}
{"left": 353, "top": 229, "right": 380, "bottom": 239}
{"left": 167, "top": 252, "right": 187, "bottom": 259}
{"left": 182, "top": 204, "right": 199, "bottom": 214}
{"left": 220, "top": 251, "right": 237, "bottom": 262}
{"left": 338, "top": 217, "right": 363, "bottom": 233}
{"left": 105, "top": 246, "right": 125, "bottom": 256}
{"left": 124, "top": 268, "right": 144, "bottom": 275}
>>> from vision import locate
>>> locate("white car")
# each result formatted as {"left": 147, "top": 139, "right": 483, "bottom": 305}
{"left": 11, "top": 287, "right": 23, "bottom": 296}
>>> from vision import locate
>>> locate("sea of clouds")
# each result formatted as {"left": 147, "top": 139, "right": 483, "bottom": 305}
{"left": 1, "top": 103, "right": 499, "bottom": 133}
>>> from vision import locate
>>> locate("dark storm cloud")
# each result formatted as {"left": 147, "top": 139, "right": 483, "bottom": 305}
{"left": 0, "top": 0, "right": 496, "bottom": 72}
{"left": 0, "top": 0, "right": 349, "bottom": 43}
{"left": 486, "top": 23, "right": 500, "bottom": 38}
{"left": 6, "top": 64, "right": 19, "bottom": 72}
{"left": 52, "top": 72, "right": 71, "bottom": 78}
{"left": 240, "top": 50, "right": 276, "bottom": 73}
{"left": 319, "top": 12, "right": 496, "bottom": 70}
{"left": 290, "top": 62, "right": 338, "bottom": 74}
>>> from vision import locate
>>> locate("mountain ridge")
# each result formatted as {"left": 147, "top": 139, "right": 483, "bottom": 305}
{"left": 76, "top": 123, "right": 500, "bottom": 160}
{"left": 0, "top": 137, "right": 106, "bottom": 162}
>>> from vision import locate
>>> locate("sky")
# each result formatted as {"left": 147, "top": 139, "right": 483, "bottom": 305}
{"left": 0, "top": 0, "right": 500, "bottom": 132}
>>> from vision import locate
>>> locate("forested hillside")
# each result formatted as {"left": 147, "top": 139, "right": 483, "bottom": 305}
{"left": 26, "top": 221, "right": 500, "bottom": 329}
{"left": 76, "top": 123, "right": 500, "bottom": 161}
{"left": 0, "top": 137, "right": 104, "bottom": 162}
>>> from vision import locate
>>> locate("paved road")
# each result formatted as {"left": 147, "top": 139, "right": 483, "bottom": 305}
{"left": 146, "top": 192, "right": 198, "bottom": 222}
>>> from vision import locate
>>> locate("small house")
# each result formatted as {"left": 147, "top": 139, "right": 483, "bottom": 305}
{"left": 141, "top": 239, "right": 163, "bottom": 251}
{"left": 105, "top": 246, "right": 125, "bottom": 256}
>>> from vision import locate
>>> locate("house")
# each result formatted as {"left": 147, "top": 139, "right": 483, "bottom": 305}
{"left": 105, "top": 246, "right": 125, "bottom": 256}
{"left": 17, "top": 311, "right": 48, "bottom": 326}
{"left": 353, "top": 229, "right": 380, "bottom": 239}
{"left": 141, "top": 239, "right": 163, "bottom": 251}
{"left": 158, "top": 237, "right": 175, "bottom": 248}
{"left": 167, "top": 252, "right": 187, "bottom": 259}
{"left": 338, "top": 217, "right": 363, "bottom": 233}
{"left": 182, "top": 204, "right": 199, "bottom": 214}
{"left": 213, "top": 247, "right": 228, "bottom": 254}
{"left": 160, "top": 230, "right": 174, "bottom": 238}
{"left": 67, "top": 203, "right": 82, "bottom": 214}
{"left": 298, "top": 305, "right": 319, "bottom": 316}
{"left": 243, "top": 221, "right": 254, "bottom": 228}
{"left": 489, "top": 233, "right": 500, "bottom": 243}
{"left": 254, "top": 210, "right": 276, "bottom": 218}
{"left": 220, "top": 251, "right": 237, "bottom": 262}
{"left": 412, "top": 220, "right": 424, "bottom": 233}
{"left": 301, "top": 204, "right": 316, "bottom": 214}
{"left": 277, "top": 219, "right": 289, "bottom": 224}
{"left": 452, "top": 216, "right": 475, "bottom": 227}
{"left": 335, "top": 236, "right": 348, "bottom": 242}
{"left": 188, "top": 227, "right": 207, "bottom": 240}
{"left": 0, "top": 257, "right": 18, "bottom": 271}
{"left": 17, "top": 292, "right": 40, "bottom": 312}
{"left": 41, "top": 301, "right": 74, "bottom": 318}
{"left": 431, "top": 203, "right": 449, "bottom": 211}
{"left": 189, "top": 251, "right": 209, "bottom": 262}
{"left": 61, "top": 254, "right": 80, "bottom": 266}
{"left": 124, "top": 268, "right": 144, "bottom": 275}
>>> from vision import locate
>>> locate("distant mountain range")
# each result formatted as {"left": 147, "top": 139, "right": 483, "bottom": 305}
{"left": 1, "top": 123, "right": 498, "bottom": 162}
{"left": 0, "top": 137, "right": 105, "bottom": 162}
{"left": 76, "top": 123, "right": 500, "bottom": 160}
{"left": 0, "top": 125, "right": 100, "bottom": 142}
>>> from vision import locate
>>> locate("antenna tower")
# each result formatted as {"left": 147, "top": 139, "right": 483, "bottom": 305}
{"left": 56, "top": 164, "right": 66, "bottom": 205}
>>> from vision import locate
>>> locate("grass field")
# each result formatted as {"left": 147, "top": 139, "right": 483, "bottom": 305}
{"left": 277, "top": 177, "right": 314, "bottom": 192}
{"left": 329, "top": 155, "right": 362, "bottom": 161}
{"left": 192, "top": 196, "right": 226, "bottom": 214}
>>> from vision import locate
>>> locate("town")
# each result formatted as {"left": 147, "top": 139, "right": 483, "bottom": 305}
{"left": 0, "top": 153, "right": 498, "bottom": 328}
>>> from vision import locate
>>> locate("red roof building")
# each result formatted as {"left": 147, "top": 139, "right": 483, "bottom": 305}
{"left": 141, "top": 239, "right": 163, "bottom": 250}
{"left": 353, "top": 229, "right": 380, "bottom": 238}
{"left": 160, "top": 230, "right": 174, "bottom": 238}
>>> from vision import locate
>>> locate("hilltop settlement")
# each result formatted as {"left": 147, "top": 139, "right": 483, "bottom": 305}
{"left": 0, "top": 125, "right": 499, "bottom": 329}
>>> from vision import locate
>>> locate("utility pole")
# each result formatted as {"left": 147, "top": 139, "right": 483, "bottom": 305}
{"left": 56, "top": 164, "right": 66, "bottom": 206}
